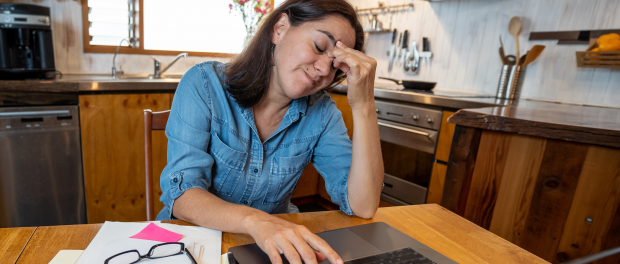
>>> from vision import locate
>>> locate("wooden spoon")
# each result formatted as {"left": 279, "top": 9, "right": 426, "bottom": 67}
{"left": 508, "top": 17, "right": 522, "bottom": 64}
{"left": 522, "top": 45, "right": 545, "bottom": 67}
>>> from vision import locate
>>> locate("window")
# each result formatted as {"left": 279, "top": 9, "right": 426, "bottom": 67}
{"left": 81, "top": 0, "right": 274, "bottom": 56}
{"left": 87, "top": 0, "right": 136, "bottom": 46}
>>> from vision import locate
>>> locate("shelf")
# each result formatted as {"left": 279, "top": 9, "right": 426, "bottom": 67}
{"left": 363, "top": 29, "right": 392, "bottom": 34}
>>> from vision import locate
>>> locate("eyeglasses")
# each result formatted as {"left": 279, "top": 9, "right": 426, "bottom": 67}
{"left": 104, "top": 242, "right": 197, "bottom": 264}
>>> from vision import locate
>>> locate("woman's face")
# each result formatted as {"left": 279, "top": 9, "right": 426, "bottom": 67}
{"left": 271, "top": 14, "right": 356, "bottom": 100}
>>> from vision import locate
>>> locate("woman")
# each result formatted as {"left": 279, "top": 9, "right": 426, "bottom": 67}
{"left": 157, "top": 0, "right": 383, "bottom": 263}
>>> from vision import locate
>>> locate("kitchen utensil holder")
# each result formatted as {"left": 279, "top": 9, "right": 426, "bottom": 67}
{"left": 496, "top": 65, "right": 525, "bottom": 100}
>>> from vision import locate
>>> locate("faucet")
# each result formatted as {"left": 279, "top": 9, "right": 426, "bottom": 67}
{"left": 112, "top": 38, "right": 132, "bottom": 79}
{"left": 151, "top": 53, "right": 188, "bottom": 79}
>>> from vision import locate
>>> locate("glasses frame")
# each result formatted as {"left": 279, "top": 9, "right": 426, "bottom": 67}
{"left": 104, "top": 242, "right": 197, "bottom": 264}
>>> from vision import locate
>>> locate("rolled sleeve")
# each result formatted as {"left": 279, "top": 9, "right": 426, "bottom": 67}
{"left": 158, "top": 64, "right": 215, "bottom": 220}
{"left": 311, "top": 96, "right": 354, "bottom": 216}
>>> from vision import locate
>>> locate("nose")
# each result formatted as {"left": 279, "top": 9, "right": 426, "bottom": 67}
{"left": 314, "top": 54, "right": 333, "bottom": 76}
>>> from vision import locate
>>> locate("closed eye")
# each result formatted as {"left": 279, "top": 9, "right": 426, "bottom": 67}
{"left": 315, "top": 43, "right": 324, "bottom": 53}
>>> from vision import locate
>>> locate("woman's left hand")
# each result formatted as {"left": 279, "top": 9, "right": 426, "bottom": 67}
{"left": 329, "top": 41, "right": 377, "bottom": 110}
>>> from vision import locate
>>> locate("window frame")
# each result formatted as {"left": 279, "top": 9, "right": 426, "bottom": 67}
{"left": 81, "top": 0, "right": 274, "bottom": 57}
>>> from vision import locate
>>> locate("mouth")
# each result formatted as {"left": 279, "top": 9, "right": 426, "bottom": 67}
{"left": 303, "top": 71, "right": 317, "bottom": 86}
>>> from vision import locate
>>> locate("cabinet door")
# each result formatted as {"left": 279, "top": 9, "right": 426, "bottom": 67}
{"left": 291, "top": 163, "right": 319, "bottom": 198}
{"left": 426, "top": 162, "right": 447, "bottom": 204}
{"left": 427, "top": 111, "right": 455, "bottom": 205}
{"left": 80, "top": 93, "right": 173, "bottom": 223}
{"left": 435, "top": 111, "right": 456, "bottom": 162}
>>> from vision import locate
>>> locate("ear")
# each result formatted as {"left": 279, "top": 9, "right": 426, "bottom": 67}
{"left": 271, "top": 13, "right": 289, "bottom": 45}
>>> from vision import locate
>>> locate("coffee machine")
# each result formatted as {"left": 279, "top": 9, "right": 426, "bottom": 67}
{"left": 0, "top": 3, "right": 55, "bottom": 80}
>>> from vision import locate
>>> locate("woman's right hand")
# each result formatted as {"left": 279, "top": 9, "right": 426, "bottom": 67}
{"left": 243, "top": 213, "right": 343, "bottom": 264}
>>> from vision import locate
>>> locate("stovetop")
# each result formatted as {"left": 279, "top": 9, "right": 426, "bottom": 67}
{"left": 400, "top": 88, "right": 496, "bottom": 98}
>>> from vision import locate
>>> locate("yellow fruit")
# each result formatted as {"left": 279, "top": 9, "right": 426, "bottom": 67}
{"left": 598, "top": 39, "right": 620, "bottom": 51}
{"left": 597, "top": 33, "right": 620, "bottom": 45}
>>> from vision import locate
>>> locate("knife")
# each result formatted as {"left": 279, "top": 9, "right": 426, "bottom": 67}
{"left": 422, "top": 37, "right": 431, "bottom": 65}
{"left": 395, "top": 32, "right": 403, "bottom": 65}
{"left": 388, "top": 29, "right": 398, "bottom": 72}
{"left": 400, "top": 30, "right": 409, "bottom": 67}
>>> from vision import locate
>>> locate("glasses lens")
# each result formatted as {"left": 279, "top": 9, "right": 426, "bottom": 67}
{"left": 107, "top": 251, "right": 140, "bottom": 264}
{"left": 151, "top": 243, "right": 183, "bottom": 258}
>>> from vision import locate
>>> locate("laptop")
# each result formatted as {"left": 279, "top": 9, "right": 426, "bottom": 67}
{"left": 228, "top": 222, "right": 458, "bottom": 264}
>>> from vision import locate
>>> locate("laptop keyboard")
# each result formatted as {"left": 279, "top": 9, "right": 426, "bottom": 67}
{"left": 343, "top": 247, "right": 437, "bottom": 264}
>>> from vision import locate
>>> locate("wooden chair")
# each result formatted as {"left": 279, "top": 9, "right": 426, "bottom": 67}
{"left": 144, "top": 109, "right": 170, "bottom": 221}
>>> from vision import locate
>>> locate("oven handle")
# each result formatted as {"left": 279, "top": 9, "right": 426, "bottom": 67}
{"left": 0, "top": 110, "right": 70, "bottom": 118}
{"left": 378, "top": 121, "right": 430, "bottom": 138}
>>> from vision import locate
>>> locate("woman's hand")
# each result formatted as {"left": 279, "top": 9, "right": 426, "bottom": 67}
{"left": 243, "top": 213, "right": 343, "bottom": 264}
{"left": 329, "top": 41, "right": 377, "bottom": 110}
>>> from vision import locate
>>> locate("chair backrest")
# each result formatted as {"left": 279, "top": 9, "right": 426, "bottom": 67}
{"left": 144, "top": 109, "right": 171, "bottom": 221}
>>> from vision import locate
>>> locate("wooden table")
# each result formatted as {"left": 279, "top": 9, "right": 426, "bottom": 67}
{"left": 2, "top": 204, "right": 548, "bottom": 264}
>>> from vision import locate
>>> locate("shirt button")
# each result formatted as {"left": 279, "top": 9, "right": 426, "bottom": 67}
{"left": 172, "top": 178, "right": 178, "bottom": 183}
{"left": 243, "top": 201, "right": 248, "bottom": 205}
{"left": 253, "top": 168, "right": 258, "bottom": 173}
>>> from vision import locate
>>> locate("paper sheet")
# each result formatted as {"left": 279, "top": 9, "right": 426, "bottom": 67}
{"left": 48, "top": 250, "right": 84, "bottom": 264}
{"left": 76, "top": 222, "right": 221, "bottom": 264}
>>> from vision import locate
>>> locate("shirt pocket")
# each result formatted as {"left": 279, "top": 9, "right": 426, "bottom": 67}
{"left": 209, "top": 133, "right": 248, "bottom": 196}
{"left": 263, "top": 149, "right": 313, "bottom": 205}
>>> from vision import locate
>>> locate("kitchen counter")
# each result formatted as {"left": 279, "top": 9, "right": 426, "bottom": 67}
{"left": 2, "top": 77, "right": 505, "bottom": 109}
{"left": 332, "top": 84, "right": 510, "bottom": 109}
{"left": 0, "top": 80, "right": 79, "bottom": 93}
{"left": 448, "top": 104, "right": 620, "bottom": 149}
{"left": 0, "top": 74, "right": 181, "bottom": 93}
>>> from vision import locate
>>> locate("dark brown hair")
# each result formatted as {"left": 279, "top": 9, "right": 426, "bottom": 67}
{"left": 224, "top": 0, "right": 365, "bottom": 108}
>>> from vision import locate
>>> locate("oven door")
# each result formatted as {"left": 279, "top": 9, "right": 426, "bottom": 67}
{"left": 378, "top": 120, "right": 438, "bottom": 205}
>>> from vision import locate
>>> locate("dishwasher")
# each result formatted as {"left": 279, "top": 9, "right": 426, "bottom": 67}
{"left": 0, "top": 105, "right": 87, "bottom": 227}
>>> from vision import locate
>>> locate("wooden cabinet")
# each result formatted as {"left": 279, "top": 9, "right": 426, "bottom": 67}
{"left": 435, "top": 111, "right": 456, "bottom": 162}
{"left": 80, "top": 93, "right": 173, "bottom": 223}
{"left": 426, "top": 111, "right": 455, "bottom": 204}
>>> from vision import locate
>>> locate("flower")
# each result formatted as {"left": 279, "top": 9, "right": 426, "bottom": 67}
{"left": 229, "top": 0, "right": 271, "bottom": 35}
{"left": 254, "top": 6, "right": 267, "bottom": 14}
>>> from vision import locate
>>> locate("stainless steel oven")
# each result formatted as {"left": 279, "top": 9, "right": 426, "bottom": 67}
{"left": 376, "top": 99, "right": 442, "bottom": 205}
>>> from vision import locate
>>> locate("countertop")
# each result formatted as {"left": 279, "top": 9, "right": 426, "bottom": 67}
{"left": 4, "top": 77, "right": 620, "bottom": 145}
{"left": 1, "top": 76, "right": 508, "bottom": 109}
{"left": 0, "top": 74, "right": 181, "bottom": 93}
{"left": 448, "top": 104, "right": 620, "bottom": 149}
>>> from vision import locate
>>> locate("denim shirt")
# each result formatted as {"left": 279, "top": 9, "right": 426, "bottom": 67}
{"left": 157, "top": 61, "right": 354, "bottom": 220}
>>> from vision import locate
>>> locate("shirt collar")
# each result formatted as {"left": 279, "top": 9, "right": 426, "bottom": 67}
{"left": 287, "top": 96, "right": 309, "bottom": 122}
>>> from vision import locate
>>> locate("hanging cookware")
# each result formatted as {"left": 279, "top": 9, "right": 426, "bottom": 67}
{"left": 378, "top": 77, "right": 437, "bottom": 91}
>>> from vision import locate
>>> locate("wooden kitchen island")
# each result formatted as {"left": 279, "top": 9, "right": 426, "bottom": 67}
{"left": 439, "top": 102, "right": 620, "bottom": 263}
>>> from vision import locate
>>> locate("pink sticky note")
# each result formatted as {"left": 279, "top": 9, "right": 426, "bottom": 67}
{"left": 130, "top": 223, "right": 183, "bottom": 243}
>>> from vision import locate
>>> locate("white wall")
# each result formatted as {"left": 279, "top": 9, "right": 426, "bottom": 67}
{"left": 352, "top": 0, "right": 620, "bottom": 108}
{"left": 7, "top": 0, "right": 229, "bottom": 75}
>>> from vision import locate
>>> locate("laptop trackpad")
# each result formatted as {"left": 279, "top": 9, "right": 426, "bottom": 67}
{"left": 316, "top": 228, "right": 382, "bottom": 264}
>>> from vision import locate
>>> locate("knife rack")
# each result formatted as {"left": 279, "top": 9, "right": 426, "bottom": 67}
{"left": 355, "top": 1, "right": 414, "bottom": 17}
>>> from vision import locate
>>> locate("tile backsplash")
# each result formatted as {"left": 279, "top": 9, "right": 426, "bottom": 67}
{"left": 353, "top": 0, "right": 620, "bottom": 108}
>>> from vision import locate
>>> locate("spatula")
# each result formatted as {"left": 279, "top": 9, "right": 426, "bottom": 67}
{"left": 522, "top": 45, "right": 545, "bottom": 67}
